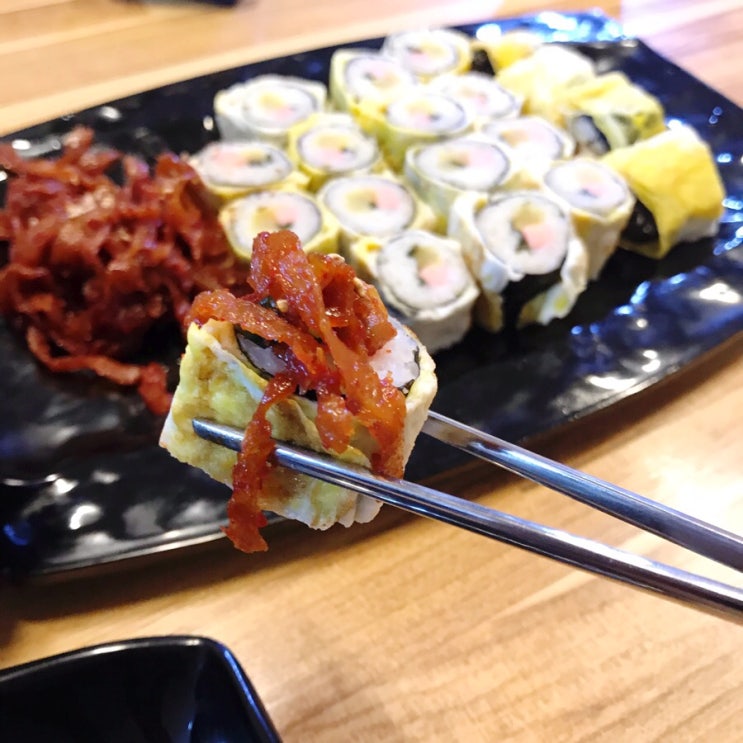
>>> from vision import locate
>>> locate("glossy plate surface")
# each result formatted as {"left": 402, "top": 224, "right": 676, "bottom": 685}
{"left": 1, "top": 12, "right": 742, "bottom": 578}
{"left": 0, "top": 636, "right": 282, "bottom": 742}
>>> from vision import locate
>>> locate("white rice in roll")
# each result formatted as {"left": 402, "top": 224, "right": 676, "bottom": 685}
{"left": 381, "top": 28, "right": 472, "bottom": 80}
{"left": 428, "top": 72, "right": 522, "bottom": 123}
{"left": 287, "top": 112, "right": 382, "bottom": 190}
{"left": 478, "top": 116, "right": 575, "bottom": 187}
{"left": 317, "top": 173, "right": 435, "bottom": 250}
{"left": 355, "top": 90, "right": 471, "bottom": 171}
{"left": 214, "top": 75, "right": 327, "bottom": 146}
{"left": 404, "top": 135, "right": 515, "bottom": 230}
{"left": 220, "top": 189, "right": 339, "bottom": 259}
{"left": 329, "top": 49, "right": 417, "bottom": 112}
{"left": 190, "top": 141, "right": 307, "bottom": 201}
{"left": 449, "top": 190, "right": 589, "bottom": 329}
{"left": 372, "top": 230, "right": 479, "bottom": 353}
{"left": 542, "top": 158, "right": 634, "bottom": 279}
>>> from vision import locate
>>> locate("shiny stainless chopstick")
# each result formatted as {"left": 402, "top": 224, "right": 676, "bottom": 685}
{"left": 192, "top": 418, "right": 743, "bottom": 624}
{"left": 422, "top": 411, "right": 743, "bottom": 571}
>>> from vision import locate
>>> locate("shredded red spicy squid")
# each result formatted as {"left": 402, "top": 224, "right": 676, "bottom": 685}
{"left": 188, "top": 230, "right": 407, "bottom": 552}
{"left": 0, "top": 126, "right": 248, "bottom": 414}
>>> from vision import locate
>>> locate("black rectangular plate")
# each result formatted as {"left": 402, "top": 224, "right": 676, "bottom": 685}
{"left": 1, "top": 11, "right": 742, "bottom": 578}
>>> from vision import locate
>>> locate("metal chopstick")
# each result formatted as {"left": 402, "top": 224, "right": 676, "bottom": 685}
{"left": 192, "top": 418, "right": 743, "bottom": 624}
{"left": 422, "top": 411, "right": 743, "bottom": 571}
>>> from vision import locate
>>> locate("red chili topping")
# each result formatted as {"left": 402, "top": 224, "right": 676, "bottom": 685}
{"left": 0, "top": 126, "right": 249, "bottom": 414}
{"left": 188, "top": 230, "right": 407, "bottom": 552}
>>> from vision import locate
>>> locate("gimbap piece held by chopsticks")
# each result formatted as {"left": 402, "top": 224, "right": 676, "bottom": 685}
{"left": 160, "top": 230, "right": 437, "bottom": 552}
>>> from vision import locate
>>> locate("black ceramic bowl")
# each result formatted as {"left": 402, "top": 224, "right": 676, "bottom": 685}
{"left": 0, "top": 636, "right": 282, "bottom": 742}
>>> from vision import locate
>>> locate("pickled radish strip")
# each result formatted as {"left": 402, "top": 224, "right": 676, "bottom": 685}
{"left": 0, "top": 126, "right": 248, "bottom": 415}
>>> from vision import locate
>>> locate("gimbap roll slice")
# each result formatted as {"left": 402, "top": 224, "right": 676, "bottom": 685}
{"left": 355, "top": 90, "right": 471, "bottom": 171}
{"left": 473, "top": 29, "right": 543, "bottom": 72}
{"left": 214, "top": 75, "right": 327, "bottom": 146}
{"left": 329, "top": 49, "right": 417, "bottom": 112}
{"left": 427, "top": 71, "right": 522, "bottom": 123}
{"left": 190, "top": 141, "right": 308, "bottom": 202}
{"left": 219, "top": 189, "right": 339, "bottom": 259}
{"left": 542, "top": 158, "right": 634, "bottom": 279}
{"left": 286, "top": 113, "right": 383, "bottom": 190}
{"left": 381, "top": 28, "right": 472, "bottom": 81}
{"left": 362, "top": 230, "right": 479, "bottom": 353}
{"left": 404, "top": 135, "right": 515, "bottom": 230}
{"left": 317, "top": 174, "right": 435, "bottom": 250}
{"left": 160, "top": 231, "right": 438, "bottom": 551}
{"left": 602, "top": 125, "right": 725, "bottom": 259}
{"left": 449, "top": 191, "right": 588, "bottom": 330}
{"left": 561, "top": 72, "right": 666, "bottom": 155}
{"left": 479, "top": 115, "right": 575, "bottom": 166}
{"left": 496, "top": 45, "right": 596, "bottom": 121}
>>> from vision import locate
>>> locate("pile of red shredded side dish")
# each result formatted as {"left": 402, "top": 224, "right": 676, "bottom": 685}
{"left": 188, "top": 230, "right": 407, "bottom": 552}
{"left": 0, "top": 126, "right": 249, "bottom": 414}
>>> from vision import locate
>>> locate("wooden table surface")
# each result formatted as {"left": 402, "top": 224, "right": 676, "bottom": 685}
{"left": 1, "top": 1, "right": 742, "bottom": 741}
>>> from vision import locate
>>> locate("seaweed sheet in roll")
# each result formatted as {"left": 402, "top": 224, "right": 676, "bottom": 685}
{"left": 449, "top": 190, "right": 589, "bottom": 330}
{"left": 560, "top": 72, "right": 666, "bottom": 155}
{"left": 602, "top": 124, "right": 725, "bottom": 259}
{"left": 351, "top": 230, "right": 480, "bottom": 353}
{"left": 542, "top": 158, "right": 634, "bottom": 280}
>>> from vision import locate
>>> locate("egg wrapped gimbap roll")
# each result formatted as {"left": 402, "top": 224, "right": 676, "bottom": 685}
{"left": 560, "top": 72, "right": 666, "bottom": 155}
{"left": 478, "top": 116, "right": 575, "bottom": 186}
{"left": 381, "top": 28, "right": 472, "bottom": 81}
{"left": 286, "top": 113, "right": 383, "bottom": 191}
{"left": 219, "top": 189, "right": 339, "bottom": 260}
{"left": 427, "top": 72, "right": 522, "bottom": 124}
{"left": 355, "top": 90, "right": 471, "bottom": 171}
{"left": 214, "top": 75, "right": 327, "bottom": 146}
{"left": 190, "top": 141, "right": 308, "bottom": 202}
{"left": 317, "top": 174, "right": 435, "bottom": 252}
{"left": 542, "top": 158, "right": 634, "bottom": 279}
{"left": 473, "top": 29, "right": 543, "bottom": 73}
{"left": 355, "top": 230, "right": 479, "bottom": 353}
{"left": 449, "top": 191, "right": 589, "bottom": 330}
{"left": 602, "top": 125, "right": 725, "bottom": 259}
{"left": 496, "top": 45, "right": 596, "bottom": 121}
{"left": 329, "top": 49, "right": 417, "bottom": 112}
{"left": 404, "top": 135, "right": 515, "bottom": 231}
{"left": 160, "top": 231, "right": 438, "bottom": 552}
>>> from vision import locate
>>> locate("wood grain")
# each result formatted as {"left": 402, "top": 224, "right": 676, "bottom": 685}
{"left": 1, "top": 1, "right": 742, "bottom": 742}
